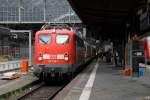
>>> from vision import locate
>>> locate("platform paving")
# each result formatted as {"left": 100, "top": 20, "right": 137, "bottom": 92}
{"left": 54, "top": 58, "right": 150, "bottom": 100}
{"left": 89, "top": 62, "right": 150, "bottom": 100}
{"left": 0, "top": 72, "right": 38, "bottom": 98}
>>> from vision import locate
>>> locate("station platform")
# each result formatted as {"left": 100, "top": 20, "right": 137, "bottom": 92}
{"left": 54, "top": 58, "right": 150, "bottom": 100}
{"left": 0, "top": 72, "right": 37, "bottom": 99}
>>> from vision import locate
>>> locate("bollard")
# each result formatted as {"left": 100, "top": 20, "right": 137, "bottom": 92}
{"left": 21, "top": 59, "right": 28, "bottom": 74}
{"left": 124, "top": 67, "right": 132, "bottom": 76}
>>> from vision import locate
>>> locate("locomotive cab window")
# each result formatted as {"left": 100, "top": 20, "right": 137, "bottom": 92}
{"left": 56, "top": 35, "right": 69, "bottom": 44}
{"left": 39, "top": 35, "right": 51, "bottom": 44}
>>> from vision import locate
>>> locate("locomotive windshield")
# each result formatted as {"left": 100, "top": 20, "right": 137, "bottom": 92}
{"left": 56, "top": 35, "right": 69, "bottom": 44}
{"left": 39, "top": 35, "right": 51, "bottom": 44}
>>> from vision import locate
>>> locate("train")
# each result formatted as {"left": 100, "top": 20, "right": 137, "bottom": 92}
{"left": 142, "top": 36, "right": 150, "bottom": 62}
{"left": 33, "top": 24, "right": 97, "bottom": 81}
{"left": 134, "top": 35, "right": 150, "bottom": 64}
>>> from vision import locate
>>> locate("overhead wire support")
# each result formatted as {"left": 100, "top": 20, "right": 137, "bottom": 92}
{"left": 18, "top": 0, "right": 21, "bottom": 23}
{"left": 43, "top": 0, "right": 46, "bottom": 22}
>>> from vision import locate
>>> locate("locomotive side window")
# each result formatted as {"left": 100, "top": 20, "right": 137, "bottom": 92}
{"left": 56, "top": 35, "right": 69, "bottom": 44}
{"left": 39, "top": 35, "right": 51, "bottom": 44}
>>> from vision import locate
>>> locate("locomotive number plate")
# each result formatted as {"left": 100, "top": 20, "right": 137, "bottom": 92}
{"left": 43, "top": 54, "right": 50, "bottom": 59}
{"left": 57, "top": 54, "right": 64, "bottom": 59}
{"left": 50, "top": 55, "right": 57, "bottom": 59}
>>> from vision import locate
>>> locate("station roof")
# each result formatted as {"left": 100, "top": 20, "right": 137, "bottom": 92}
{"left": 68, "top": 0, "right": 140, "bottom": 40}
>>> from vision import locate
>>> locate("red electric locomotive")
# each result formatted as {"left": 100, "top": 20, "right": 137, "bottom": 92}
{"left": 142, "top": 36, "right": 150, "bottom": 62}
{"left": 34, "top": 24, "right": 94, "bottom": 80}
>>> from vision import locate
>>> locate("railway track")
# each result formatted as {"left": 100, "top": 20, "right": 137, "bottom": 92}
{"left": 17, "top": 82, "right": 65, "bottom": 100}
{"left": 16, "top": 59, "right": 94, "bottom": 100}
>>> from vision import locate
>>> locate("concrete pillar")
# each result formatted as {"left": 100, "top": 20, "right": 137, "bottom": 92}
{"left": 83, "top": 27, "right": 86, "bottom": 39}
{"left": 0, "top": 35, "right": 3, "bottom": 55}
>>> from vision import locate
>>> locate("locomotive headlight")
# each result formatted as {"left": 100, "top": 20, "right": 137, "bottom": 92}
{"left": 64, "top": 53, "right": 68, "bottom": 61}
{"left": 64, "top": 57, "right": 68, "bottom": 61}
{"left": 38, "top": 57, "right": 42, "bottom": 61}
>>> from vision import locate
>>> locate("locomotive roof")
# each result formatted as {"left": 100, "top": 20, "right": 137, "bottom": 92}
{"left": 36, "top": 28, "right": 74, "bottom": 35}
{"left": 35, "top": 23, "right": 75, "bottom": 34}
{"left": 41, "top": 23, "right": 72, "bottom": 30}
